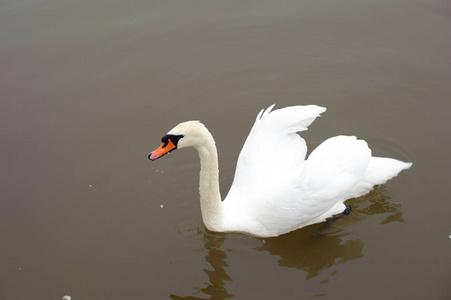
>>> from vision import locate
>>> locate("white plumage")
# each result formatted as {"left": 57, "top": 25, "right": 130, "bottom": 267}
{"left": 149, "top": 105, "right": 412, "bottom": 237}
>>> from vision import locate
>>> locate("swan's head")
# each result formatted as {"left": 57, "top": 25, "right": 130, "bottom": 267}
{"left": 148, "top": 121, "right": 210, "bottom": 160}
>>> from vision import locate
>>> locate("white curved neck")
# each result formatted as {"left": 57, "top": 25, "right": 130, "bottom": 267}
{"left": 194, "top": 132, "right": 223, "bottom": 232}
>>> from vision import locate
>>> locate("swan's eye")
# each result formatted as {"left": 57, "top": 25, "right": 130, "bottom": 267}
{"left": 161, "top": 136, "right": 170, "bottom": 148}
{"left": 161, "top": 134, "right": 184, "bottom": 148}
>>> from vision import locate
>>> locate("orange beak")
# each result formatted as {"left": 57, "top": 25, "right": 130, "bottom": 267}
{"left": 148, "top": 139, "right": 177, "bottom": 160}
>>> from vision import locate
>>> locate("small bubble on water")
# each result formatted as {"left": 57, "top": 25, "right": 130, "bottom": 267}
{"left": 160, "top": 204, "right": 164, "bottom": 208}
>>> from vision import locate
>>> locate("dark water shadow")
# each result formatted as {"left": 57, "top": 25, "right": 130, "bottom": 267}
{"left": 171, "top": 185, "right": 402, "bottom": 298}
{"left": 258, "top": 225, "right": 364, "bottom": 280}
{"left": 170, "top": 232, "right": 233, "bottom": 300}
{"left": 258, "top": 185, "right": 404, "bottom": 279}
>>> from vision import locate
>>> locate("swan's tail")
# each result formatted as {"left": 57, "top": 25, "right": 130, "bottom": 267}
{"left": 348, "top": 157, "right": 412, "bottom": 198}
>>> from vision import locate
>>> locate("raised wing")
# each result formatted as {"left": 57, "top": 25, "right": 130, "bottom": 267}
{"left": 225, "top": 104, "right": 326, "bottom": 199}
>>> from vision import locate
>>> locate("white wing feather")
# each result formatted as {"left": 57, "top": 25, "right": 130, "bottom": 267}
{"left": 226, "top": 104, "right": 326, "bottom": 196}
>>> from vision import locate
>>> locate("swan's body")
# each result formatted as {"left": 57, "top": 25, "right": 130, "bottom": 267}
{"left": 149, "top": 105, "right": 412, "bottom": 237}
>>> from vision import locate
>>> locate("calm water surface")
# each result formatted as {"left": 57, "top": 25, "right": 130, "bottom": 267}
{"left": 1, "top": 1, "right": 450, "bottom": 299}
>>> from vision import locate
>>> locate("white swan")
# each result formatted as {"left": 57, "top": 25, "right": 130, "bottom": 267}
{"left": 148, "top": 105, "right": 412, "bottom": 237}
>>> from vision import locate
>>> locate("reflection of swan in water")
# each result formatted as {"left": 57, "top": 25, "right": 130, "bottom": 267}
{"left": 259, "top": 225, "right": 364, "bottom": 279}
{"left": 170, "top": 185, "right": 402, "bottom": 298}
{"left": 257, "top": 185, "right": 403, "bottom": 279}
{"left": 170, "top": 232, "right": 233, "bottom": 300}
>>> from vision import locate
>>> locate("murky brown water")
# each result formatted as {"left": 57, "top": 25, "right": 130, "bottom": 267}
{"left": 1, "top": 0, "right": 450, "bottom": 299}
